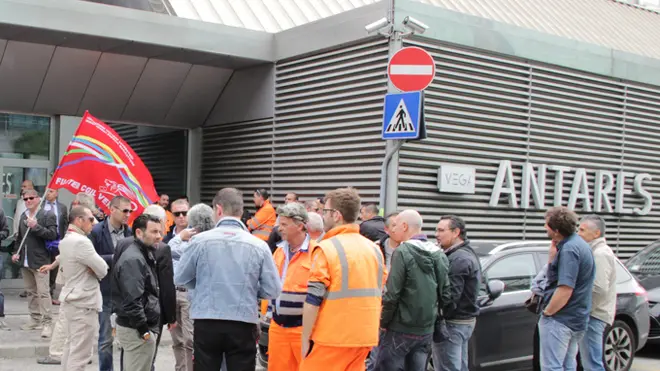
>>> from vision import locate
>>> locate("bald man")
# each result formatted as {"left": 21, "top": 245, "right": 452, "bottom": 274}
{"left": 374, "top": 210, "right": 451, "bottom": 371}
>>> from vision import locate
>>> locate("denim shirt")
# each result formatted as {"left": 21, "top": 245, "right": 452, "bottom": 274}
{"left": 174, "top": 217, "right": 282, "bottom": 324}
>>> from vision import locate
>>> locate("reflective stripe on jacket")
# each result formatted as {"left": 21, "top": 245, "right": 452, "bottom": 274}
{"left": 246, "top": 200, "right": 276, "bottom": 241}
{"left": 272, "top": 235, "right": 316, "bottom": 328}
{"left": 310, "top": 224, "right": 386, "bottom": 347}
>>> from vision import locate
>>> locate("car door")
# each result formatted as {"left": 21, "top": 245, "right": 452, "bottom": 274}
{"left": 474, "top": 253, "right": 539, "bottom": 371}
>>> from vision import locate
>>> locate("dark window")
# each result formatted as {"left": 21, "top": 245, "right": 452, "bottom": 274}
{"left": 486, "top": 253, "right": 538, "bottom": 293}
{"left": 627, "top": 242, "right": 660, "bottom": 277}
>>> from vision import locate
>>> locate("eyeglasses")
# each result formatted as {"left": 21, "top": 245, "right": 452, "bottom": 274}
{"left": 23, "top": 197, "right": 36, "bottom": 202}
{"left": 322, "top": 208, "right": 337, "bottom": 214}
{"left": 113, "top": 206, "right": 132, "bottom": 214}
{"left": 173, "top": 211, "right": 187, "bottom": 217}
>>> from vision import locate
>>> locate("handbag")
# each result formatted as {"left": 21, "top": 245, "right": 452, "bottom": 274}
{"left": 45, "top": 231, "right": 61, "bottom": 254}
{"left": 525, "top": 294, "right": 542, "bottom": 314}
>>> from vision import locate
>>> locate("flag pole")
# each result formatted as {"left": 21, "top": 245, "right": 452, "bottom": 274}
{"left": 13, "top": 187, "right": 52, "bottom": 257}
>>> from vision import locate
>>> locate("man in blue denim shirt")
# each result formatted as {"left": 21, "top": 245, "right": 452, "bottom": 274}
{"left": 174, "top": 188, "right": 281, "bottom": 371}
{"left": 540, "top": 207, "right": 595, "bottom": 371}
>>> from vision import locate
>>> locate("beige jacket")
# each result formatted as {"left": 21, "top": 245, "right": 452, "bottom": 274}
{"left": 589, "top": 237, "right": 617, "bottom": 325}
{"left": 58, "top": 225, "right": 109, "bottom": 311}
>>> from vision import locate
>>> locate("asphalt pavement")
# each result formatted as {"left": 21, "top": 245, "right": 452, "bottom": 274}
{"left": 0, "top": 286, "right": 656, "bottom": 370}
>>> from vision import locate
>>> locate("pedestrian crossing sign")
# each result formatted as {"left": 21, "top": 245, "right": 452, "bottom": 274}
{"left": 382, "top": 91, "right": 425, "bottom": 140}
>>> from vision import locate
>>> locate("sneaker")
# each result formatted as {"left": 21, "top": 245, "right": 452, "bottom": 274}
{"left": 36, "top": 356, "right": 61, "bottom": 365}
{"left": 41, "top": 324, "right": 53, "bottom": 338}
{"left": 19, "top": 291, "right": 28, "bottom": 298}
{"left": 51, "top": 299, "right": 60, "bottom": 306}
{"left": 20, "top": 321, "right": 43, "bottom": 331}
{"left": 0, "top": 320, "right": 10, "bottom": 331}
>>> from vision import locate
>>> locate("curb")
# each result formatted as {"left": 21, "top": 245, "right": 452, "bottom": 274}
{"left": 0, "top": 337, "right": 173, "bottom": 359}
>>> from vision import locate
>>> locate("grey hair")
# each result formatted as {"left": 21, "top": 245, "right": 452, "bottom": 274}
{"left": 74, "top": 192, "right": 96, "bottom": 211}
{"left": 581, "top": 215, "right": 606, "bottom": 237}
{"left": 399, "top": 209, "right": 423, "bottom": 231}
{"left": 212, "top": 188, "right": 244, "bottom": 217}
{"left": 188, "top": 204, "right": 215, "bottom": 233}
{"left": 143, "top": 204, "right": 166, "bottom": 222}
{"left": 306, "top": 212, "right": 324, "bottom": 233}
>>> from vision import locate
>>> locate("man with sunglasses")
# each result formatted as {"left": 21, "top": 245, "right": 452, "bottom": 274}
{"left": 164, "top": 199, "right": 189, "bottom": 244}
{"left": 12, "top": 189, "right": 58, "bottom": 338}
{"left": 90, "top": 196, "right": 133, "bottom": 371}
{"left": 58, "top": 206, "right": 108, "bottom": 371}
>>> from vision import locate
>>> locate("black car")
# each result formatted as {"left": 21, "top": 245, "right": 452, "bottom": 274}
{"left": 462, "top": 241, "right": 648, "bottom": 371}
{"left": 624, "top": 239, "right": 660, "bottom": 345}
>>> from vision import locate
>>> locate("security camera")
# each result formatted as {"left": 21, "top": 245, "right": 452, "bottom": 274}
{"left": 365, "top": 17, "right": 390, "bottom": 34}
{"left": 402, "top": 16, "right": 428, "bottom": 34}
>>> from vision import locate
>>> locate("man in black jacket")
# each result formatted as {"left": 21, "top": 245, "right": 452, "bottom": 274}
{"left": 432, "top": 215, "right": 482, "bottom": 371}
{"left": 112, "top": 214, "right": 162, "bottom": 371}
{"left": 12, "top": 189, "right": 58, "bottom": 338}
{"left": 359, "top": 203, "right": 387, "bottom": 242}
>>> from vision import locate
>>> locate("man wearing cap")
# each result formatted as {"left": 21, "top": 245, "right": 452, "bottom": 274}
{"left": 268, "top": 203, "right": 318, "bottom": 371}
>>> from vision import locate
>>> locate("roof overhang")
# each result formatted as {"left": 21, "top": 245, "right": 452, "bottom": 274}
{"left": 394, "top": 0, "right": 660, "bottom": 86}
{"left": 0, "top": 0, "right": 273, "bottom": 68}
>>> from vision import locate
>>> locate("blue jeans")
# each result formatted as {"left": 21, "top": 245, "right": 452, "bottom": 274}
{"left": 539, "top": 316, "right": 585, "bottom": 371}
{"left": 579, "top": 316, "right": 608, "bottom": 371}
{"left": 98, "top": 300, "right": 113, "bottom": 371}
{"left": 374, "top": 330, "right": 432, "bottom": 371}
{"left": 366, "top": 345, "right": 379, "bottom": 371}
{"left": 432, "top": 321, "right": 476, "bottom": 371}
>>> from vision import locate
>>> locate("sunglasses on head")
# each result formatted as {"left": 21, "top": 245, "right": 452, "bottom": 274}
{"left": 173, "top": 211, "right": 187, "bottom": 217}
{"left": 23, "top": 196, "right": 36, "bottom": 202}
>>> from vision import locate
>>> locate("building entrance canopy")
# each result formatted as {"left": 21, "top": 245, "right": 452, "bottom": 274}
{"left": 0, "top": 0, "right": 272, "bottom": 128}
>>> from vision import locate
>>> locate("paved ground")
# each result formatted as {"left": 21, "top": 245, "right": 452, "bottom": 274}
{"left": 0, "top": 287, "right": 656, "bottom": 370}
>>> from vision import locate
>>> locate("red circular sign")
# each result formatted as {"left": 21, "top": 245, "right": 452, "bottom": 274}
{"left": 387, "top": 47, "right": 436, "bottom": 92}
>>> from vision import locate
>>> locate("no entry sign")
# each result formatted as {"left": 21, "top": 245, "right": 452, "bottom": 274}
{"left": 388, "top": 47, "right": 436, "bottom": 92}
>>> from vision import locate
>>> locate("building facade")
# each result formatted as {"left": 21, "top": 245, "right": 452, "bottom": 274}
{"left": 1, "top": 0, "right": 659, "bottom": 258}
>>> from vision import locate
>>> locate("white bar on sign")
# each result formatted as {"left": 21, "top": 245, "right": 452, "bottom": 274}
{"left": 390, "top": 64, "right": 433, "bottom": 75}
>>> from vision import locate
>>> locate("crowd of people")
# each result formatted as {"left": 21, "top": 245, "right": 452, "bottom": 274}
{"left": 0, "top": 183, "right": 617, "bottom": 371}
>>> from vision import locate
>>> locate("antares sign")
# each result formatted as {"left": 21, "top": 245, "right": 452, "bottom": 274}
{"left": 490, "top": 160, "right": 653, "bottom": 215}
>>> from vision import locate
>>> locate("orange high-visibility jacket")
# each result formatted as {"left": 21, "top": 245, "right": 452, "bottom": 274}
{"left": 272, "top": 235, "right": 317, "bottom": 329}
{"left": 246, "top": 200, "right": 276, "bottom": 241}
{"left": 307, "top": 224, "right": 386, "bottom": 347}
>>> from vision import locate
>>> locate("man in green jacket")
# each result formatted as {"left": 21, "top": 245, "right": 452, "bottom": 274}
{"left": 373, "top": 210, "right": 451, "bottom": 371}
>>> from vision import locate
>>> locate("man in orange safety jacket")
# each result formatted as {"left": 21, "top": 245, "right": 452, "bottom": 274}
{"left": 300, "top": 187, "right": 387, "bottom": 371}
{"left": 268, "top": 202, "right": 317, "bottom": 371}
{"left": 247, "top": 188, "right": 277, "bottom": 242}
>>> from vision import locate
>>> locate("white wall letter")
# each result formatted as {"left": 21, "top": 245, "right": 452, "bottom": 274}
{"left": 567, "top": 168, "right": 592, "bottom": 211}
{"left": 594, "top": 170, "right": 614, "bottom": 213}
{"left": 548, "top": 165, "right": 571, "bottom": 207}
{"left": 633, "top": 173, "right": 653, "bottom": 215}
{"left": 490, "top": 160, "right": 518, "bottom": 208}
{"left": 521, "top": 163, "right": 546, "bottom": 209}
{"left": 615, "top": 171, "right": 634, "bottom": 214}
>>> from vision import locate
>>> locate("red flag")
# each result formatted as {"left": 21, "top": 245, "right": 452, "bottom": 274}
{"left": 49, "top": 111, "right": 158, "bottom": 223}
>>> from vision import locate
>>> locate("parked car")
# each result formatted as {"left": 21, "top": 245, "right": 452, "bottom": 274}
{"left": 624, "top": 239, "right": 660, "bottom": 345}
{"left": 456, "top": 240, "right": 649, "bottom": 371}
{"left": 258, "top": 240, "right": 650, "bottom": 371}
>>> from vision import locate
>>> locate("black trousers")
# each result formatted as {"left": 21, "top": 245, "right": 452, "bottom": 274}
{"left": 193, "top": 319, "right": 257, "bottom": 371}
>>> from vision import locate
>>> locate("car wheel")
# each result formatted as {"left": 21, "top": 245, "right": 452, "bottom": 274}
{"left": 604, "top": 320, "right": 635, "bottom": 371}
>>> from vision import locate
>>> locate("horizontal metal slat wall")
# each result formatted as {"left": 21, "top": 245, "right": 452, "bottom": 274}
{"left": 273, "top": 38, "right": 388, "bottom": 205}
{"left": 400, "top": 37, "right": 660, "bottom": 259}
{"left": 620, "top": 83, "right": 660, "bottom": 258}
{"left": 399, "top": 38, "right": 532, "bottom": 241}
{"left": 200, "top": 119, "right": 274, "bottom": 204}
{"left": 108, "top": 123, "right": 187, "bottom": 201}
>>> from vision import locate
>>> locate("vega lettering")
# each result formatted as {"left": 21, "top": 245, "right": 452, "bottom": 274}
{"left": 489, "top": 160, "right": 653, "bottom": 215}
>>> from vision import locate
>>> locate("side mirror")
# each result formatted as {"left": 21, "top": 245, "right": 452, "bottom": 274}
{"left": 479, "top": 279, "right": 505, "bottom": 307}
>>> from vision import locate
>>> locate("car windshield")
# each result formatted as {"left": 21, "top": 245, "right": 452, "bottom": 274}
{"left": 626, "top": 241, "right": 660, "bottom": 277}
